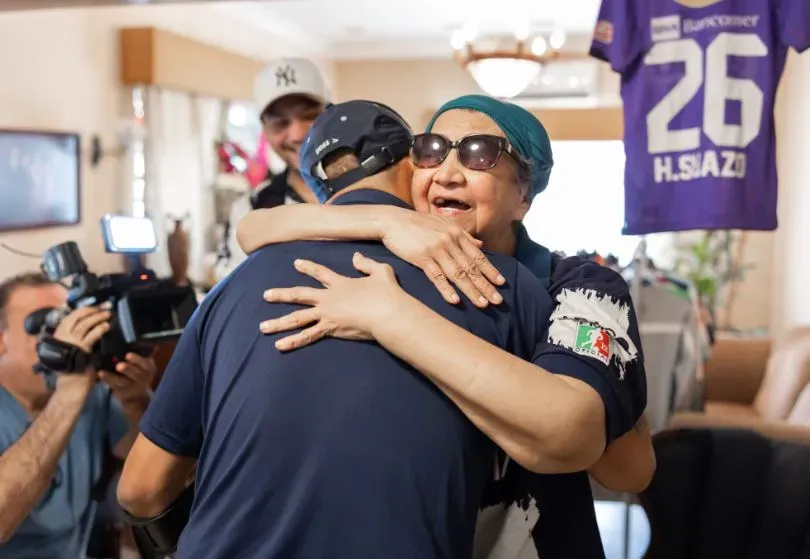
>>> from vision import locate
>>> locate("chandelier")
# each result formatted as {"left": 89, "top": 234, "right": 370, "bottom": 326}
{"left": 452, "top": 27, "right": 570, "bottom": 99}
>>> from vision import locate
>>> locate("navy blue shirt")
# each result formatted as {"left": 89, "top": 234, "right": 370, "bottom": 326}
{"left": 139, "top": 189, "right": 555, "bottom": 559}
{"left": 480, "top": 226, "right": 647, "bottom": 559}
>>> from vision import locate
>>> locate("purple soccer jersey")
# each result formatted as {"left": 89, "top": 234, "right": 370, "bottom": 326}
{"left": 591, "top": 0, "right": 810, "bottom": 235}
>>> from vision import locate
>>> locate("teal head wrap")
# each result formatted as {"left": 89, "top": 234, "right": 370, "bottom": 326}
{"left": 425, "top": 94, "right": 553, "bottom": 198}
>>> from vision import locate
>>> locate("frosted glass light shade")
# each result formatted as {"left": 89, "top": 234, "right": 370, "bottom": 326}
{"left": 467, "top": 58, "right": 543, "bottom": 99}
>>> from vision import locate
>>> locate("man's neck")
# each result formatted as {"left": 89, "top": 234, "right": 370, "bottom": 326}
{"left": 0, "top": 379, "right": 49, "bottom": 417}
{"left": 287, "top": 169, "right": 318, "bottom": 204}
{"left": 327, "top": 182, "right": 406, "bottom": 205}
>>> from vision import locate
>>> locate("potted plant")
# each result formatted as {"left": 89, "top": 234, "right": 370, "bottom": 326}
{"left": 672, "top": 230, "right": 752, "bottom": 329}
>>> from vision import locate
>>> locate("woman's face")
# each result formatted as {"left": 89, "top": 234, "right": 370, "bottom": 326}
{"left": 411, "top": 109, "right": 530, "bottom": 254}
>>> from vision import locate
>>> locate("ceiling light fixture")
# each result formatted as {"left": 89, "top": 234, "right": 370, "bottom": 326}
{"left": 452, "top": 27, "right": 578, "bottom": 99}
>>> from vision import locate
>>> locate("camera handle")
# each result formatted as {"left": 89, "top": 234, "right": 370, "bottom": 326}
{"left": 36, "top": 336, "right": 92, "bottom": 374}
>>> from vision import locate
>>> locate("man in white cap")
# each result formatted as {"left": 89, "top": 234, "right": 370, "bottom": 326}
{"left": 216, "top": 57, "right": 330, "bottom": 280}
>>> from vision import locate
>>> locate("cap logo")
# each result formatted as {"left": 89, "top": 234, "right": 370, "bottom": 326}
{"left": 315, "top": 138, "right": 339, "bottom": 156}
{"left": 275, "top": 65, "right": 297, "bottom": 88}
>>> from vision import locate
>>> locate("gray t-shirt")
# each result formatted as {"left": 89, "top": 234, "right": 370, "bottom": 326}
{"left": 0, "top": 384, "right": 128, "bottom": 559}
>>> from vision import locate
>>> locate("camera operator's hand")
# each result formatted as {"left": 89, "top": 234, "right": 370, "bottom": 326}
{"left": 52, "top": 306, "right": 111, "bottom": 392}
{"left": 53, "top": 306, "right": 111, "bottom": 353}
{"left": 99, "top": 352, "right": 157, "bottom": 403}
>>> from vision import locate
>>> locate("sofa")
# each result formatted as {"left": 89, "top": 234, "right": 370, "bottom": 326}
{"left": 668, "top": 330, "right": 810, "bottom": 442}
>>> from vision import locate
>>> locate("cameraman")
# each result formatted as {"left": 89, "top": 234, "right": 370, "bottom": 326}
{"left": 0, "top": 273, "right": 156, "bottom": 558}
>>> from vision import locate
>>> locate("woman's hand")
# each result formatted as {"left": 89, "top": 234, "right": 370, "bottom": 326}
{"left": 260, "top": 253, "right": 408, "bottom": 351}
{"left": 380, "top": 209, "right": 505, "bottom": 308}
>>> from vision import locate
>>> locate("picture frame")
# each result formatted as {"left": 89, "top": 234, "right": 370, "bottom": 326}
{"left": 0, "top": 129, "right": 81, "bottom": 232}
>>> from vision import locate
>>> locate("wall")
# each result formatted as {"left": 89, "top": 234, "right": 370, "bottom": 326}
{"left": 0, "top": 9, "right": 121, "bottom": 281}
{"left": 334, "top": 57, "right": 620, "bottom": 130}
{"left": 0, "top": 4, "right": 335, "bottom": 283}
{"left": 334, "top": 59, "right": 480, "bottom": 130}
{"left": 772, "top": 50, "right": 810, "bottom": 336}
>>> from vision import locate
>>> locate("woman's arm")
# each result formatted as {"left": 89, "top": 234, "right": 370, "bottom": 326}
{"left": 237, "top": 204, "right": 505, "bottom": 307}
{"left": 371, "top": 289, "right": 607, "bottom": 474}
{"left": 588, "top": 416, "right": 655, "bottom": 493}
{"left": 236, "top": 204, "right": 392, "bottom": 253}
{"left": 261, "top": 254, "right": 607, "bottom": 474}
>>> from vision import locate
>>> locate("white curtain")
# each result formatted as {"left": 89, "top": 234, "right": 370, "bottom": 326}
{"left": 144, "top": 88, "right": 222, "bottom": 283}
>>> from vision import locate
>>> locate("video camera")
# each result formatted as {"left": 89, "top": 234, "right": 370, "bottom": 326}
{"left": 25, "top": 214, "right": 199, "bottom": 377}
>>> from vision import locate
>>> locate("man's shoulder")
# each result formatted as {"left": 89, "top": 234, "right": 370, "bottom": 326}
{"left": 0, "top": 386, "right": 27, "bottom": 452}
{"left": 218, "top": 240, "right": 393, "bottom": 301}
{"left": 250, "top": 239, "right": 390, "bottom": 268}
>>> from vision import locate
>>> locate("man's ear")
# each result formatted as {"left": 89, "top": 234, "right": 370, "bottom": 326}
{"left": 395, "top": 159, "right": 415, "bottom": 206}
{"left": 0, "top": 329, "right": 7, "bottom": 360}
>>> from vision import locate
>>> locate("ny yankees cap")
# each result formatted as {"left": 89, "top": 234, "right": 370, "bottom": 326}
{"left": 300, "top": 100, "right": 413, "bottom": 203}
{"left": 254, "top": 57, "right": 331, "bottom": 117}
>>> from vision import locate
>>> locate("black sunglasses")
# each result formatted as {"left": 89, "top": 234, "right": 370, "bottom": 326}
{"left": 410, "top": 133, "right": 526, "bottom": 171}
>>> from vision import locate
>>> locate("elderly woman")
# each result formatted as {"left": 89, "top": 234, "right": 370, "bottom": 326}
{"left": 237, "top": 94, "right": 654, "bottom": 558}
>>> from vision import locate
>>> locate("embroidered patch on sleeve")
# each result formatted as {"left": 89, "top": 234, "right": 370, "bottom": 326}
{"left": 573, "top": 323, "right": 612, "bottom": 365}
{"left": 547, "top": 288, "right": 639, "bottom": 379}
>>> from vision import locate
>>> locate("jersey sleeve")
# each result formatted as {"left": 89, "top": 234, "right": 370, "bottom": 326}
{"left": 779, "top": 0, "right": 810, "bottom": 52}
{"left": 532, "top": 258, "right": 647, "bottom": 445}
{"left": 589, "top": 0, "right": 643, "bottom": 73}
{"left": 138, "top": 317, "right": 205, "bottom": 458}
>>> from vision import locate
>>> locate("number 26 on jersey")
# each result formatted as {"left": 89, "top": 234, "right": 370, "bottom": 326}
{"left": 644, "top": 32, "right": 767, "bottom": 184}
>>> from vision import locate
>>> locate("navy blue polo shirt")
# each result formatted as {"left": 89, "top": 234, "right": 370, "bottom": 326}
{"left": 487, "top": 226, "right": 647, "bottom": 559}
{"left": 139, "top": 189, "right": 555, "bottom": 559}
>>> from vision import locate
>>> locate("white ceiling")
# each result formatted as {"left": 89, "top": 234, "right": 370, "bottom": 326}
{"left": 215, "top": 0, "right": 602, "bottom": 59}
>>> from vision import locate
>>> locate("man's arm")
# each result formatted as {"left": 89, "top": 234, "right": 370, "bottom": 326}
{"left": 118, "top": 318, "right": 204, "bottom": 518}
{"left": 99, "top": 353, "right": 158, "bottom": 458}
{"left": 112, "top": 395, "right": 150, "bottom": 457}
{"left": 0, "top": 380, "right": 93, "bottom": 542}
{"left": 118, "top": 434, "right": 196, "bottom": 518}
{"left": 0, "top": 306, "right": 111, "bottom": 541}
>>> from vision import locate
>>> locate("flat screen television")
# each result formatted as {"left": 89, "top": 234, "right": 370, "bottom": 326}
{"left": 0, "top": 129, "right": 80, "bottom": 232}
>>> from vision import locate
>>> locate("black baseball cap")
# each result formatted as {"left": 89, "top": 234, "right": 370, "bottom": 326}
{"left": 300, "top": 100, "right": 413, "bottom": 202}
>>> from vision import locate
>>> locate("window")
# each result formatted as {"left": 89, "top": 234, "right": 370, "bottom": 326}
{"left": 523, "top": 140, "right": 640, "bottom": 264}
{"left": 226, "top": 102, "right": 285, "bottom": 173}
{"left": 130, "top": 87, "right": 146, "bottom": 218}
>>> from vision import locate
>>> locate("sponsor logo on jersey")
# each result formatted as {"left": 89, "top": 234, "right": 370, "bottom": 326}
{"left": 574, "top": 324, "right": 611, "bottom": 364}
{"left": 673, "top": 0, "right": 724, "bottom": 8}
{"left": 683, "top": 14, "right": 760, "bottom": 33}
{"left": 651, "top": 15, "right": 681, "bottom": 42}
{"left": 594, "top": 20, "right": 614, "bottom": 44}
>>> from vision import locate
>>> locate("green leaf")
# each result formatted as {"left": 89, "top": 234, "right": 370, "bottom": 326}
{"left": 695, "top": 277, "right": 716, "bottom": 298}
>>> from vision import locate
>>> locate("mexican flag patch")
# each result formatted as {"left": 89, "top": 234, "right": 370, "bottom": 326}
{"left": 573, "top": 323, "right": 611, "bottom": 365}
